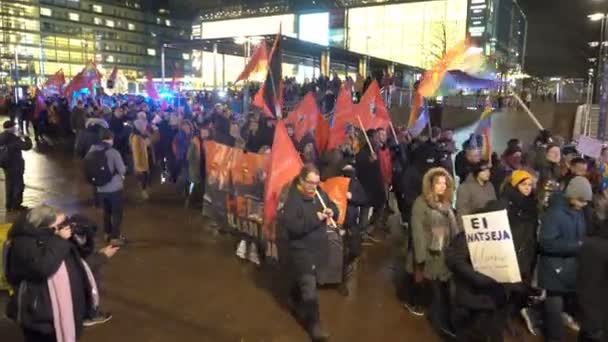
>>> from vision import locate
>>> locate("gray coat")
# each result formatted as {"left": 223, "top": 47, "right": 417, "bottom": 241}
{"left": 456, "top": 174, "right": 497, "bottom": 223}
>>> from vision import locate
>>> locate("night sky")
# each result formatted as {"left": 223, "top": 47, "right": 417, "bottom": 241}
{"left": 153, "top": 0, "right": 598, "bottom": 78}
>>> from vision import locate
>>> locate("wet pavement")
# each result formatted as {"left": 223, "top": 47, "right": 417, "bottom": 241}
{"left": 0, "top": 107, "right": 562, "bottom": 342}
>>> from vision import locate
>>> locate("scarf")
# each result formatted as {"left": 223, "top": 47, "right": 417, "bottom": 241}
{"left": 48, "top": 260, "right": 99, "bottom": 342}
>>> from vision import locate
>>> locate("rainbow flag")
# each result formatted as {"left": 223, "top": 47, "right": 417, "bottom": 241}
{"left": 474, "top": 99, "right": 494, "bottom": 161}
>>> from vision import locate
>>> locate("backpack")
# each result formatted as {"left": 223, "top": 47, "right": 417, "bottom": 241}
{"left": 83, "top": 147, "right": 114, "bottom": 186}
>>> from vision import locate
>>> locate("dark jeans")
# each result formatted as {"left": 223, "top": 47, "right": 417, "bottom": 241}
{"left": 98, "top": 191, "right": 123, "bottom": 239}
{"left": 289, "top": 273, "right": 321, "bottom": 332}
{"left": 23, "top": 328, "right": 56, "bottom": 342}
{"left": 430, "top": 280, "right": 453, "bottom": 333}
{"left": 544, "top": 294, "right": 573, "bottom": 342}
{"left": 360, "top": 202, "right": 386, "bottom": 235}
{"left": 401, "top": 272, "right": 429, "bottom": 307}
{"left": 4, "top": 167, "right": 25, "bottom": 210}
{"left": 453, "top": 307, "right": 507, "bottom": 342}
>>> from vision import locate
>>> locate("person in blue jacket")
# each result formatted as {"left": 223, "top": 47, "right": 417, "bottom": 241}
{"left": 538, "top": 176, "right": 591, "bottom": 342}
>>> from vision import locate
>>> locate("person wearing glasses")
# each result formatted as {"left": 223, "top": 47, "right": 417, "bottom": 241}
{"left": 538, "top": 176, "right": 592, "bottom": 342}
{"left": 4, "top": 205, "right": 100, "bottom": 342}
{"left": 281, "top": 164, "right": 338, "bottom": 342}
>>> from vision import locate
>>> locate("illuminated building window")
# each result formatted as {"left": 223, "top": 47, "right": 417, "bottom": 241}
{"left": 95, "top": 53, "right": 102, "bottom": 62}
{"left": 147, "top": 48, "right": 156, "bottom": 56}
{"left": 68, "top": 13, "right": 79, "bottom": 21}
{"left": 156, "top": 17, "right": 161, "bottom": 24}
{"left": 182, "top": 53, "right": 190, "bottom": 60}
{"left": 94, "top": 17, "right": 102, "bottom": 25}
{"left": 106, "top": 55, "right": 114, "bottom": 63}
{"left": 93, "top": 5, "right": 102, "bottom": 13}
{"left": 106, "top": 19, "right": 115, "bottom": 28}
{"left": 40, "top": 8, "right": 52, "bottom": 16}
{"left": 165, "top": 19, "right": 171, "bottom": 26}
{"left": 128, "top": 23, "right": 135, "bottom": 31}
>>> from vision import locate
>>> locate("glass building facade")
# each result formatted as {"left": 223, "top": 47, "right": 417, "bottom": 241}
{"left": 0, "top": 0, "right": 191, "bottom": 90}
{"left": 191, "top": 0, "right": 527, "bottom": 77}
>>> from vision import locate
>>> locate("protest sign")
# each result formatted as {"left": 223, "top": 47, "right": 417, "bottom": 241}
{"left": 576, "top": 135, "right": 604, "bottom": 159}
{"left": 462, "top": 210, "right": 521, "bottom": 283}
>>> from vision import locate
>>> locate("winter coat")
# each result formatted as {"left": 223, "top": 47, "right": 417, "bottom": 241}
{"left": 76, "top": 123, "right": 104, "bottom": 159}
{"left": 456, "top": 174, "right": 497, "bottom": 221}
{"left": 0, "top": 131, "right": 32, "bottom": 171}
{"left": 480, "top": 185, "right": 539, "bottom": 282}
{"left": 454, "top": 151, "right": 476, "bottom": 183}
{"left": 446, "top": 233, "right": 506, "bottom": 310}
{"left": 390, "top": 143, "right": 409, "bottom": 193}
{"left": 70, "top": 107, "right": 87, "bottom": 131}
{"left": 129, "top": 132, "right": 150, "bottom": 173}
{"left": 407, "top": 167, "right": 459, "bottom": 281}
{"left": 5, "top": 215, "right": 95, "bottom": 337}
{"left": 186, "top": 137, "right": 206, "bottom": 184}
{"left": 87, "top": 143, "right": 126, "bottom": 193}
{"left": 356, "top": 145, "right": 385, "bottom": 207}
{"left": 280, "top": 183, "right": 339, "bottom": 277}
{"left": 538, "top": 194, "right": 586, "bottom": 293}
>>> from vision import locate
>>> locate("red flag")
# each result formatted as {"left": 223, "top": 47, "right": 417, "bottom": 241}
{"left": 285, "top": 92, "right": 329, "bottom": 150}
{"left": 355, "top": 80, "right": 391, "bottom": 130}
{"left": 327, "top": 86, "right": 355, "bottom": 150}
{"left": 263, "top": 121, "right": 303, "bottom": 240}
{"left": 235, "top": 42, "right": 269, "bottom": 83}
{"left": 64, "top": 61, "right": 102, "bottom": 97}
{"left": 314, "top": 115, "right": 330, "bottom": 154}
{"left": 145, "top": 72, "right": 159, "bottom": 100}
{"left": 43, "top": 69, "right": 66, "bottom": 94}
{"left": 319, "top": 177, "right": 351, "bottom": 225}
{"left": 253, "top": 26, "right": 283, "bottom": 118}
{"left": 33, "top": 88, "right": 47, "bottom": 120}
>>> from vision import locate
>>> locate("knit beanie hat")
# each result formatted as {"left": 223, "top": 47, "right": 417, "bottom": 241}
{"left": 565, "top": 176, "right": 593, "bottom": 202}
{"left": 511, "top": 169, "right": 533, "bottom": 187}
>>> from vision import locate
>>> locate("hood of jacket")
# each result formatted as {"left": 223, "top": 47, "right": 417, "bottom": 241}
{"left": 422, "top": 167, "right": 455, "bottom": 206}
{"left": 7, "top": 212, "right": 53, "bottom": 240}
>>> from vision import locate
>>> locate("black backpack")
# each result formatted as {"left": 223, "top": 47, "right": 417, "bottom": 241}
{"left": 83, "top": 147, "right": 114, "bottom": 186}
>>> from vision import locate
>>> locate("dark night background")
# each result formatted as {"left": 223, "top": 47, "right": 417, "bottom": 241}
{"left": 147, "top": 0, "right": 600, "bottom": 77}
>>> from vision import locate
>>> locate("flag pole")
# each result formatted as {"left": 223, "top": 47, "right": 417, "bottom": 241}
{"left": 389, "top": 121, "right": 399, "bottom": 143}
{"left": 357, "top": 115, "right": 375, "bottom": 156}
{"left": 513, "top": 93, "right": 543, "bottom": 130}
{"left": 314, "top": 190, "right": 338, "bottom": 229}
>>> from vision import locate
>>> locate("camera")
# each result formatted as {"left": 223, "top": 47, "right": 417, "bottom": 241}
{"left": 66, "top": 214, "right": 98, "bottom": 258}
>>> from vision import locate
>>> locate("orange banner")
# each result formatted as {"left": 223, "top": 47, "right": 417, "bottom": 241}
{"left": 319, "top": 177, "right": 351, "bottom": 225}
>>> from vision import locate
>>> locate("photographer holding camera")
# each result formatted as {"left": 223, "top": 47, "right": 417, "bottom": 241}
{"left": 4, "top": 205, "right": 117, "bottom": 342}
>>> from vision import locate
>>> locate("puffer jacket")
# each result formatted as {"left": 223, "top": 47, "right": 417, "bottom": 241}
{"left": 5, "top": 214, "right": 95, "bottom": 338}
{"left": 538, "top": 194, "right": 586, "bottom": 293}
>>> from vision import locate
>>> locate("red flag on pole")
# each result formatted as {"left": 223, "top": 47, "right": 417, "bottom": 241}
{"left": 285, "top": 92, "right": 325, "bottom": 141}
{"left": 355, "top": 80, "right": 391, "bottom": 130}
{"left": 64, "top": 61, "right": 102, "bottom": 98}
{"left": 235, "top": 42, "right": 269, "bottom": 83}
{"left": 145, "top": 72, "right": 160, "bottom": 100}
{"left": 327, "top": 86, "right": 355, "bottom": 150}
{"left": 43, "top": 69, "right": 66, "bottom": 94}
{"left": 263, "top": 121, "right": 303, "bottom": 240}
{"left": 253, "top": 26, "right": 283, "bottom": 118}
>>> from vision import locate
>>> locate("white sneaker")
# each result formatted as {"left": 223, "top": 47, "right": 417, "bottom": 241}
{"left": 520, "top": 308, "right": 540, "bottom": 336}
{"left": 562, "top": 312, "right": 580, "bottom": 332}
{"left": 235, "top": 240, "right": 247, "bottom": 259}
{"left": 247, "top": 243, "right": 261, "bottom": 265}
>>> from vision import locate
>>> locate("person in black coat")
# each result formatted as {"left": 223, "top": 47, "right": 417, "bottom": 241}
{"left": 0, "top": 120, "right": 32, "bottom": 211}
{"left": 355, "top": 130, "right": 385, "bottom": 238}
{"left": 341, "top": 165, "right": 368, "bottom": 265}
{"left": 454, "top": 136, "right": 482, "bottom": 183}
{"left": 281, "top": 164, "right": 338, "bottom": 342}
{"left": 446, "top": 232, "right": 532, "bottom": 342}
{"left": 5, "top": 205, "right": 98, "bottom": 342}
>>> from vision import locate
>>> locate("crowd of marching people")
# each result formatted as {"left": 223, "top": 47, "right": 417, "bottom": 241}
{"left": 1, "top": 78, "right": 608, "bottom": 342}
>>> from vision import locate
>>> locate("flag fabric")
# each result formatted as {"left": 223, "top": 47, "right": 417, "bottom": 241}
{"left": 169, "top": 66, "right": 181, "bottom": 92}
{"left": 418, "top": 39, "right": 469, "bottom": 97}
{"left": 235, "top": 42, "right": 269, "bottom": 83}
{"left": 64, "top": 61, "right": 102, "bottom": 98}
{"left": 327, "top": 86, "right": 355, "bottom": 150}
{"left": 474, "top": 99, "right": 494, "bottom": 161}
{"left": 319, "top": 177, "right": 351, "bottom": 225}
{"left": 263, "top": 121, "right": 303, "bottom": 240}
{"left": 408, "top": 103, "right": 430, "bottom": 138}
{"left": 407, "top": 91, "right": 424, "bottom": 128}
{"left": 43, "top": 69, "right": 66, "bottom": 95}
{"left": 33, "top": 88, "right": 47, "bottom": 120}
{"left": 285, "top": 92, "right": 329, "bottom": 152}
{"left": 145, "top": 72, "right": 160, "bottom": 100}
{"left": 355, "top": 80, "right": 391, "bottom": 130}
{"left": 253, "top": 27, "right": 283, "bottom": 118}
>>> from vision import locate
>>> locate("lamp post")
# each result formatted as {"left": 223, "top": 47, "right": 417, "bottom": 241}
{"left": 588, "top": 12, "right": 608, "bottom": 139}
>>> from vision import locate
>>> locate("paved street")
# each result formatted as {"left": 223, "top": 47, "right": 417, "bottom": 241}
{"left": 0, "top": 107, "right": 559, "bottom": 341}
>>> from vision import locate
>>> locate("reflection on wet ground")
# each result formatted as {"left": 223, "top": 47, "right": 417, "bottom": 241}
{"left": 0, "top": 108, "right": 557, "bottom": 341}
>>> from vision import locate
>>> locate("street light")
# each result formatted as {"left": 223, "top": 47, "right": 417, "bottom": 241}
{"left": 590, "top": 11, "right": 608, "bottom": 138}
{"left": 588, "top": 12, "right": 607, "bottom": 21}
